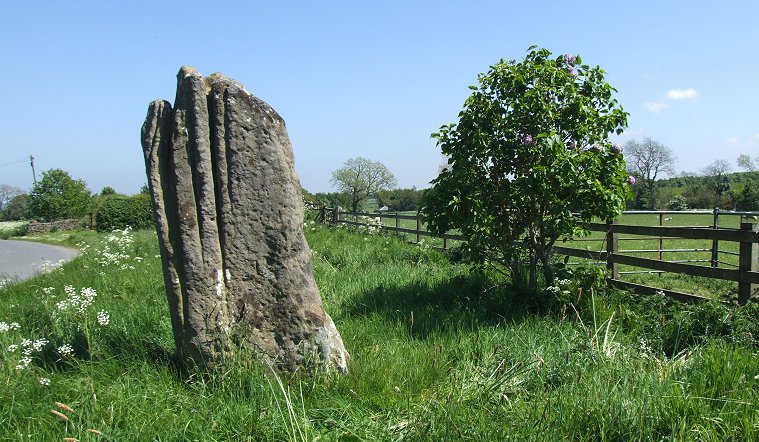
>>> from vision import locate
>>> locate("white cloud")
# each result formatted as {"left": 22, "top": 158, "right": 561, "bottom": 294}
{"left": 645, "top": 102, "right": 669, "bottom": 113}
{"left": 666, "top": 89, "right": 698, "bottom": 100}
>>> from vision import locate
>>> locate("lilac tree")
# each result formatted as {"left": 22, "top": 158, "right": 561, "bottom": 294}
{"left": 421, "top": 47, "right": 631, "bottom": 292}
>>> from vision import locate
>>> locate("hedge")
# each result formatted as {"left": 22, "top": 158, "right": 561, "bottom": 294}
{"left": 96, "top": 194, "right": 154, "bottom": 232}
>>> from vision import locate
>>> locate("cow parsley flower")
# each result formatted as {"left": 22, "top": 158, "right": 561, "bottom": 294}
{"left": 58, "top": 344, "right": 74, "bottom": 356}
{"left": 96, "top": 310, "right": 110, "bottom": 326}
{"left": 57, "top": 287, "right": 98, "bottom": 313}
{"left": 39, "top": 377, "right": 51, "bottom": 386}
{"left": 16, "top": 356, "right": 33, "bottom": 370}
{"left": 32, "top": 338, "right": 48, "bottom": 352}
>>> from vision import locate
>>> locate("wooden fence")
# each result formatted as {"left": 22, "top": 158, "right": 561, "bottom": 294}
{"left": 318, "top": 207, "right": 759, "bottom": 304}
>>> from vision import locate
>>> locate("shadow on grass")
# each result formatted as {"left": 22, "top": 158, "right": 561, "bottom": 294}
{"left": 341, "top": 272, "right": 549, "bottom": 339}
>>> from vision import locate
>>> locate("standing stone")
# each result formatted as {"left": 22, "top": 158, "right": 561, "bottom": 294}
{"left": 141, "top": 67, "right": 348, "bottom": 372}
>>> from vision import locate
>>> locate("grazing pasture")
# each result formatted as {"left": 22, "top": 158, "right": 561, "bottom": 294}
{"left": 335, "top": 210, "right": 759, "bottom": 301}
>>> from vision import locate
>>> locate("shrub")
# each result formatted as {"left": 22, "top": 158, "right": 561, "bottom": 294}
{"left": 95, "top": 194, "right": 153, "bottom": 232}
{"left": 422, "top": 47, "right": 630, "bottom": 293}
{"left": 125, "top": 194, "right": 154, "bottom": 229}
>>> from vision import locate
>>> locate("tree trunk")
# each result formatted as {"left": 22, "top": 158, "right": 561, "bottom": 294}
{"left": 539, "top": 248, "right": 554, "bottom": 287}
{"left": 528, "top": 250, "right": 538, "bottom": 291}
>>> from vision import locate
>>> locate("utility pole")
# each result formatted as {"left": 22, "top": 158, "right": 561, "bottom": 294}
{"left": 30, "top": 155, "right": 37, "bottom": 184}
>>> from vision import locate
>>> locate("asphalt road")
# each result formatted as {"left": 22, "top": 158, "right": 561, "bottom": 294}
{"left": 0, "top": 240, "right": 79, "bottom": 284}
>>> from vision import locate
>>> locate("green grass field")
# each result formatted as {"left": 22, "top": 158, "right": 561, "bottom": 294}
{"left": 341, "top": 211, "right": 755, "bottom": 300}
{"left": 1, "top": 225, "right": 758, "bottom": 440}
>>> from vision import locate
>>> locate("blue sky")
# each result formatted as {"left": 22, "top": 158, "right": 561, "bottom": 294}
{"left": 1, "top": 1, "right": 757, "bottom": 194}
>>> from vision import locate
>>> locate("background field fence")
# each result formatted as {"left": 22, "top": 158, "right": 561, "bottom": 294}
{"left": 320, "top": 207, "right": 759, "bottom": 304}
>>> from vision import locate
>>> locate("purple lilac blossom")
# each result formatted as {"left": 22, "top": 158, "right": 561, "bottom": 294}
{"left": 590, "top": 144, "right": 603, "bottom": 152}
{"left": 610, "top": 143, "right": 622, "bottom": 154}
{"left": 628, "top": 176, "right": 636, "bottom": 185}
{"left": 521, "top": 134, "right": 534, "bottom": 145}
{"left": 563, "top": 54, "right": 577, "bottom": 65}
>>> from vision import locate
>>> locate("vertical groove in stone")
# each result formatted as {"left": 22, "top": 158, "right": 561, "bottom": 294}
{"left": 207, "top": 78, "right": 234, "bottom": 331}
{"left": 140, "top": 99, "right": 188, "bottom": 358}
{"left": 172, "top": 68, "right": 228, "bottom": 358}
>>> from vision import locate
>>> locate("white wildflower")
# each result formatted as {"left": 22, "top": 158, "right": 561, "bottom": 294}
{"left": 58, "top": 344, "right": 74, "bottom": 356}
{"left": 42, "top": 287, "right": 55, "bottom": 295}
{"left": 8, "top": 344, "right": 18, "bottom": 352}
{"left": 17, "top": 356, "right": 32, "bottom": 369}
{"left": 78, "top": 287, "right": 97, "bottom": 312}
{"left": 39, "top": 377, "right": 51, "bottom": 386}
{"left": 0, "top": 322, "right": 9, "bottom": 333}
{"left": 96, "top": 310, "right": 110, "bottom": 326}
{"left": 32, "top": 339, "right": 48, "bottom": 351}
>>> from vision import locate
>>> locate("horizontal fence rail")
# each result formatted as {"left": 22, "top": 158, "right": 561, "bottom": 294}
{"left": 319, "top": 207, "right": 759, "bottom": 305}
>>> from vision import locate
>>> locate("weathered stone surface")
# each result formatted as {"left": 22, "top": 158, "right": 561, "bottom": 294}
{"left": 141, "top": 67, "right": 349, "bottom": 372}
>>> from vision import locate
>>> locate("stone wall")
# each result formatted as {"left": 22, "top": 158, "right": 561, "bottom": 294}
{"left": 26, "top": 219, "right": 84, "bottom": 234}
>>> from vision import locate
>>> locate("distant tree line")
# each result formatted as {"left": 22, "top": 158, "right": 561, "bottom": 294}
{"left": 309, "top": 147, "right": 758, "bottom": 214}
{"left": 651, "top": 170, "right": 759, "bottom": 211}
{"left": 622, "top": 138, "right": 758, "bottom": 210}
{"left": 0, "top": 169, "right": 155, "bottom": 230}
{"left": 304, "top": 187, "right": 426, "bottom": 213}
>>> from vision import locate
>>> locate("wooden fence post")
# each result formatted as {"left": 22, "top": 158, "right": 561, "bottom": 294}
{"left": 658, "top": 212, "right": 664, "bottom": 262}
{"left": 395, "top": 212, "right": 400, "bottom": 230}
{"left": 738, "top": 222, "right": 758, "bottom": 305}
{"left": 606, "top": 219, "right": 619, "bottom": 280}
{"left": 416, "top": 217, "right": 421, "bottom": 243}
{"left": 711, "top": 208, "right": 720, "bottom": 268}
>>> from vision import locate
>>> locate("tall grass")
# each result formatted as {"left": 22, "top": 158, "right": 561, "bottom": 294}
{"left": 0, "top": 224, "right": 757, "bottom": 440}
